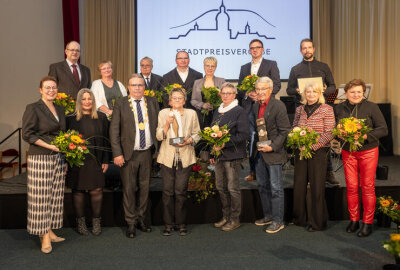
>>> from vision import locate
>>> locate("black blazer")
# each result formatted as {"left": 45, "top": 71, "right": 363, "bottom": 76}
{"left": 109, "top": 95, "right": 159, "bottom": 161}
{"left": 252, "top": 98, "right": 290, "bottom": 165}
{"left": 22, "top": 99, "right": 66, "bottom": 155}
{"left": 141, "top": 72, "right": 163, "bottom": 92}
{"left": 238, "top": 58, "right": 281, "bottom": 96}
{"left": 49, "top": 60, "right": 92, "bottom": 99}
{"left": 162, "top": 67, "right": 203, "bottom": 108}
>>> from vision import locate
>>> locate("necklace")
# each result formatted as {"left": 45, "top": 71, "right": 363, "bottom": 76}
{"left": 129, "top": 97, "right": 149, "bottom": 130}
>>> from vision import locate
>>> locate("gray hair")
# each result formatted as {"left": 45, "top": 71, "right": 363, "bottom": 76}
{"left": 169, "top": 88, "right": 187, "bottom": 101}
{"left": 220, "top": 82, "right": 237, "bottom": 94}
{"left": 128, "top": 73, "right": 145, "bottom": 84}
{"left": 140, "top": 57, "right": 153, "bottom": 65}
{"left": 255, "top": 76, "right": 273, "bottom": 89}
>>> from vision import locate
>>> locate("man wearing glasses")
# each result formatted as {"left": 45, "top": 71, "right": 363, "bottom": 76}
{"left": 238, "top": 39, "right": 281, "bottom": 182}
{"left": 48, "top": 41, "right": 91, "bottom": 99}
{"left": 252, "top": 77, "right": 290, "bottom": 233}
{"left": 110, "top": 74, "right": 159, "bottom": 238}
{"left": 140, "top": 57, "right": 163, "bottom": 94}
{"left": 162, "top": 51, "right": 202, "bottom": 108}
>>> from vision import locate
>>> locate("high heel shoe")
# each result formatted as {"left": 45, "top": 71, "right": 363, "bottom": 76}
{"left": 51, "top": 236, "right": 65, "bottom": 242}
{"left": 39, "top": 236, "right": 52, "bottom": 254}
{"left": 346, "top": 221, "right": 360, "bottom": 233}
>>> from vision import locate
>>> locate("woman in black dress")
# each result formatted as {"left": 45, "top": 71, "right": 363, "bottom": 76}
{"left": 67, "top": 88, "right": 110, "bottom": 236}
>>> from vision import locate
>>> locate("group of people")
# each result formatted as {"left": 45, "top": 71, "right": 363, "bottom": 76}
{"left": 21, "top": 38, "right": 388, "bottom": 254}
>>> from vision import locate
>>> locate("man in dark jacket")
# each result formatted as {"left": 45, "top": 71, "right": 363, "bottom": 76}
{"left": 253, "top": 77, "right": 290, "bottom": 234}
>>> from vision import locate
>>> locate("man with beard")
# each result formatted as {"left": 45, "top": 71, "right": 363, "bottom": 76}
{"left": 286, "top": 39, "right": 339, "bottom": 187}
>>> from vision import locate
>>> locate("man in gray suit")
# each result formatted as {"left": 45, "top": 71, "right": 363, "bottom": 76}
{"left": 110, "top": 74, "right": 159, "bottom": 238}
{"left": 49, "top": 41, "right": 91, "bottom": 99}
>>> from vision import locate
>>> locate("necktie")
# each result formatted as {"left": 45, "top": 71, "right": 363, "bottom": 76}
{"left": 145, "top": 77, "right": 150, "bottom": 89}
{"left": 135, "top": 100, "right": 146, "bottom": 149}
{"left": 72, "top": 64, "right": 80, "bottom": 86}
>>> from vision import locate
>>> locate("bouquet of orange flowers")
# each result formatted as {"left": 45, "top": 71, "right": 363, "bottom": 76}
{"left": 51, "top": 130, "right": 90, "bottom": 167}
{"left": 286, "top": 126, "right": 320, "bottom": 160}
{"left": 238, "top": 74, "right": 259, "bottom": 94}
{"left": 333, "top": 117, "right": 371, "bottom": 152}
{"left": 377, "top": 196, "right": 400, "bottom": 223}
{"left": 53, "top": 92, "right": 75, "bottom": 115}
{"left": 199, "top": 124, "right": 231, "bottom": 156}
{"left": 201, "top": 86, "right": 221, "bottom": 116}
{"left": 187, "top": 161, "right": 216, "bottom": 203}
{"left": 164, "top": 83, "right": 184, "bottom": 95}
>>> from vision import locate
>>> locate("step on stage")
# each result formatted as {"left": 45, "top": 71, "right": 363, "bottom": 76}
{"left": 1, "top": 156, "right": 399, "bottom": 229}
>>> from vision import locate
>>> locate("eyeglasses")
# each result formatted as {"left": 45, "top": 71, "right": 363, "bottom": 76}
{"left": 204, "top": 65, "right": 216, "bottom": 69}
{"left": 255, "top": 87, "right": 271, "bottom": 92}
{"left": 140, "top": 64, "right": 152, "bottom": 68}
{"left": 100, "top": 67, "right": 112, "bottom": 71}
{"left": 249, "top": 46, "right": 263, "bottom": 50}
{"left": 43, "top": 86, "right": 58, "bottom": 91}
{"left": 129, "top": 84, "right": 144, "bottom": 87}
{"left": 220, "top": 92, "right": 235, "bottom": 96}
{"left": 176, "top": 57, "right": 189, "bottom": 60}
{"left": 67, "top": 49, "right": 80, "bottom": 53}
{"left": 171, "top": 97, "right": 184, "bottom": 101}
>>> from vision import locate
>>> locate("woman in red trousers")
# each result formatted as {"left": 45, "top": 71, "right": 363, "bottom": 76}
{"left": 334, "top": 79, "right": 388, "bottom": 237}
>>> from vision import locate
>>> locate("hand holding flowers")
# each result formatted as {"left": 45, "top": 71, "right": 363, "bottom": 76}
{"left": 199, "top": 124, "right": 231, "bottom": 156}
{"left": 238, "top": 74, "right": 259, "bottom": 94}
{"left": 201, "top": 86, "right": 221, "bottom": 116}
{"left": 51, "top": 129, "right": 90, "bottom": 167}
{"left": 333, "top": 117, "right": 371, "bottom": 152}
{"left": 286, "top": 126, "right": 320, "bottom": 160}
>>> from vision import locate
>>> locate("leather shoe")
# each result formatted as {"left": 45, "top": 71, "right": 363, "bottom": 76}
{"left": 306, "top": 224, "right": 317, "bottom": 232}
{"left": 136, "top": 220, "right": 152, "bottom": 233}
{"left": 244, "top": 173, "right": 256, "bottom": 182}
{"left": 214, "top": 217, "right": 228, "bottom": 228}
{"left": 357, "top": 223, "right": 372, "bottom": 237}
{"left": 346, "top": 221, "right": 360, "bottom": 233}
{"left": 126, "top": 224, "right": 136, "bottom": 238}
{"left": 163, "top": 226, "right": 172, "bottom": 236}
{"left": 178, "top": 225, "right": 188, "bottom": 236}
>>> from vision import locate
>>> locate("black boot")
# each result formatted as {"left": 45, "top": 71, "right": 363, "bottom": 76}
{"left": 76, "top": 217, "right": 89, "bottom": 236}
{"left": 92, "top": 217, "right": 102, "bottom": 236}
{"left": 357, "top": 223, "right": 372, "bottom": 237}
{"left": 346, "top": 221, "right": 360, "bottom": 233}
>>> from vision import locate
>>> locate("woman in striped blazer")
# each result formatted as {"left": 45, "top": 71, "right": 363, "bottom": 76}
{"left": 22, "top": 76, "right": 66, "bottom": 254}
{"left": 291, "top": 82, "right": 335, "bottom": 232}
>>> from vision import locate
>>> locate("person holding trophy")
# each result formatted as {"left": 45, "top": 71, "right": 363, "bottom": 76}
{"left": 156, "top": 88, "right": 201, "bottom": 236}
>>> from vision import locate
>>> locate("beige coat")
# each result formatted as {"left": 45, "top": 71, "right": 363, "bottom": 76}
{"left": 156, "top": 108, "right": 200, "bottom": 168}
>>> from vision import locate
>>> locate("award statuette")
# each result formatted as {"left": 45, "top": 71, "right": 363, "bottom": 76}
{"left": 256, "top": 118, "right": 271, "bottom": 147}
{"left": 168, "top": 111, "right": 185, "bottom": 146}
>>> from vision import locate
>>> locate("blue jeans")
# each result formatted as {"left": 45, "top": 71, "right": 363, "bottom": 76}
{"left": 255, "top": 153, "right": 284, "bottom": 223}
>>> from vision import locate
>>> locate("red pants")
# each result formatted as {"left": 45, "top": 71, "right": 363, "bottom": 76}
{"left": 342, "top": 147, "right": 378, "bottom": 224}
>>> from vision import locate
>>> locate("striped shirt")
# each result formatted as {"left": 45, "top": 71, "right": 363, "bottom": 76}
{"left": 292, "top": 103, "right": 335, "bottom": 150}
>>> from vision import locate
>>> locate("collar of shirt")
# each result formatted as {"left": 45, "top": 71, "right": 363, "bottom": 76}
{"left": 251, "top": 58, "right": 262, "bottom": 75}
{"left": 176, "top": 67, "right": 189, "bottom": 81}
{"left": 143, "top": 74, "right": 151, "bottom": 80}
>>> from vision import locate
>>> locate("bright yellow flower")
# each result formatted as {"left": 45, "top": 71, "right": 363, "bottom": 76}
{"left": 390, "top": 234, "right": 400, "bottom": 241}
{"left": 144, "top": 90, "right": 149, "bottom": 96}
{"left": 58, "top": 93, "right": 68, "bottom": 98}
{"left": 70, "top": 135, "right": 82, "bottom": 144}
{"left": 173, "top": 83, "right": 182, "bottom": 88}
{"left": 380, "top": 200, "right": 390, "bottom": 207}
{"left": 343, "top": 120, "right": 358, "bottom": 133}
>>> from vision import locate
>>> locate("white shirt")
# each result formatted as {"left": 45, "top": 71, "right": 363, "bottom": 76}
{"left": 177, "top": 67, "right": 189, "bottom": 83}
{"left": 66, "top": 59, "right": 81, "bottom": 80}
{"left": 131, "top": 96, "right": 153, "bottom": 150}
{"left": 251, "top": 58, "right": 262, "bottom": 76}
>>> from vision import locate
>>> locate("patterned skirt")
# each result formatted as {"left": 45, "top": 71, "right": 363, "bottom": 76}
{"left": 27, "top": 154, "right": 65, "bottom": 235}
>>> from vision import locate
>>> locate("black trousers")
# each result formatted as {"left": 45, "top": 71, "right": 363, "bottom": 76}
{"left": 161, "top": 162, "right": 192, "bottom": 226}
{"left": 120, "top": 149, "right": 151, "bottom": 225}
{"left": 292, "top": 147, "right": 329, "bottom": 230}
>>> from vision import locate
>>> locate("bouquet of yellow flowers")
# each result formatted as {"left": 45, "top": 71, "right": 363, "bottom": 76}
{"left": 238, "top": 74, "right": 259, "bottom": 94}
{"left": 201, "top": 86, "right": 222, "bottom": 116}
{"left": 144, "top": 89, "right": 163, "bottom": 103}
{"left": 333, "top": 117, "right": 371, "bottom": 152}
{"left": 199, "top": 124, "right": 231, "bottom": 156}
{"left": 53, "top": 92, "right": 75, "bottom": 115}
{"left": 51, "top": 130, "right": 90, "bottom": 167}
{"left": 286, "top": 126, "right": 320, "bottom": 160}
{"left": 383, "top": 234, "right": 400, "bottom": 259}
{"left": 164, "top": 83, "right": 184, "bottom": 95}
{"left": 187, "top": 161, "right": 216, "bottom": 203}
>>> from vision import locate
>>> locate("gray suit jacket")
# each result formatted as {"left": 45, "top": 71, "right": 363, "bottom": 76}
{"left": 109, "top": 95, "right": 159, "bottom": 161}
{"left": 190, "top": 76, "right": 226, "bottom": 110}
{"left": 49, "top": 60, "right": 92, "bottom": 99}
{"left": 252, "top": 98, "right": 290, "bottom": 165}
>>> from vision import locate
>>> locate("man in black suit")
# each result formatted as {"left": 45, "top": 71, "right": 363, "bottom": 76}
{"left": 48, "top": 41, "right": 91, "bottom": 99}
{"left": 110, "top": 73, "right": 159, "bottom": 238}
{"left": 140, "top": 57, "right": 163, "bottom": 92}
{"left": 162, "top": 51, "right": 203, "bottom": 108}
{"left": 238, "top": 39, "right": 281, "bottom": 181}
